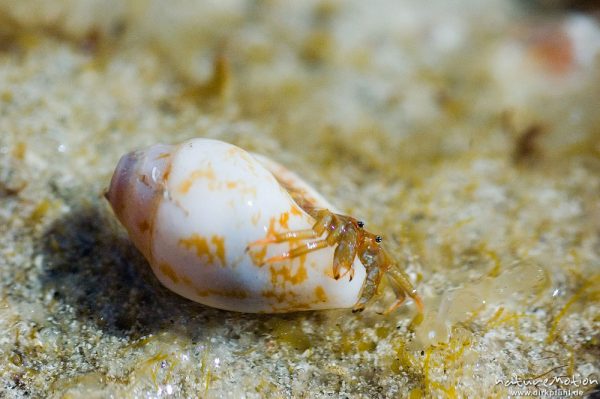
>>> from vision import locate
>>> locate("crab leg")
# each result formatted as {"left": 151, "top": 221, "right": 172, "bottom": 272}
{"left": 385, "top": 267, "right": 424, "bottom": 313}
{"left": 332, "top": 227, "right": 358, "bottom": 280}
{"left": 311, "top": 209, "right": 336, "bottom": 236}
{"left": 352, "top": 265, "right": 382, "bottom": 312}
{"left": 264, "top": 239, "right": 330, "bottom": 264}
{"left": 246, "top": 229, "right": 318, "bottom": 247}
{"left": 247, "top": 209, "right": 337, "bottom": 248}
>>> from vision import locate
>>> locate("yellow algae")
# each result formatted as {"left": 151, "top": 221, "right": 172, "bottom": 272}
{"left": 13, "top": 141, "right": 26, "bottom": 160}
{"left": 482, "top": 246, "right": 502, "bottom": 277}
{"left": 29, "top": 199, "right": 52, "bottom": 223}
{"left": 15, "top": 32, "right": 41, "bottom": 49}
{"left": 408, "top": 388, "right": 424, "bottom": 399}
{"left": 502, "top": 312, "right": 530, "bottom": 341}
{"left": 200, "top": 344, "right": 213, "bottom": 397}
{"left": 484, "top": 306, "right": 505, "bottom": 329}
{"left": 138, "top": 352, "right": 170, "bottom": 387}
{"left": 233, "top": 347, "right": 256, "bottom": 357}
{"left": 390, "top": 339, "right": 418, "bottom": 374}
{"left": 399, "top": 221, "right": 428, "bottom": 261}
{"left": 1, "top": 90, "right": 14, "bottom": 103}
{"left": 375, "top": 325, "right": 390, "bottom": 339}
{"left": 147, "top": 352, "right": 178, "bottom": 388}
{"left": 547, "top": 274, "right": 600, "bottom": 343}
{"left": 559, "top": 338, "right": 577, "bottom": 377}
{"left": 423, "top": 347, "right": 434, "bottom": 389}
{"left": 357, "top": 339, "right": 376, "bottom": 352}
{"left": 125, "top": 335, "right": 157, "bottom": 351}
{"left": 421, "top": 332, "right": 473, "bottom": 398}
{"left": 339, "top": 330, "right": 376, "bottom": 354}
{"left": 300, "top": 30, "right": 332, "bottom": 64}
{"left": 408, "top": 311, "right": 424, "bottom": 331}
{"left": 265, "top": 318, "right": 311, "bottom": 351}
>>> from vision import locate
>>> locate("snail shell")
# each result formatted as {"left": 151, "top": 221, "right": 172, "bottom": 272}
{"left": 106, "top": 138, "right": 366, "bottom": 313}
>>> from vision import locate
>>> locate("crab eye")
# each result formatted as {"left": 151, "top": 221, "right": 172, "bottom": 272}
{"left": 375, "top": 235, "right": 382, "bottom": 243}
{"left": 357, "top": 221, "right": 364, "bottom": 228}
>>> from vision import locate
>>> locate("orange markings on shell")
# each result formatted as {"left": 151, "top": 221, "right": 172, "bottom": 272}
{"left": 159, "top": 262, "right": 179, "bottom": 284}
{"left": 226, "top": 147, "right": 240, "bottom": 158}
{"left": 137, "top": 219, "right": 150, "bottom": 233}
{"left": 261, "top": 289, "right": 291, "bottom": 303}
{"left": 269, "top": 263, "right": 308, "bottom": 286}
{"left": 211, "top": 235, "right": 226, "bottom": 266}
{"left": 290, "top": 206, "right": 303, "bottom": 216}
{"left": 266, "top": 218, "right": 277, "bottom": 237}
{"left": 314, "top": 286, "right": 328, "bottom": 302}
{"left": 162, "top": 162, "right": 172, "bottom": 182}
{"left": 251, "top": 210, "right": 261, "bottom": 226}
{"left": 244, "top": 186, "right": 257, "bottom": 197}
{"left": 249, "top": 245, "right": 268, "bottom": 267}
{"left": 238, "top": 151, "right": 256, "bottom": 172}
{"left": 279, "top": 212, "right": 290, "bottom": 229}
{"left": 181, "top": 275, "right": 193, "bottom": 286}
{"left": 179, "top": 234, "right": 227, "bottom": 266}
{"left": 271, "top": 304, "right": 312, "bottom": 312}
{"left": 179, "top": 165, "right": 216, "bottom": 193}
{"left": 155, "top": 152, "right": 171, "bottom": 160}
{"left": 262, "top": 287, "right": 332, "bottom": 312}
{"left": 262, "top": 289, "right": 311, "bottom": 311}
{"left": 178, "top": 267, "right": 249, "bottom": 299}
{"left": 194, "top": 287, "right": 248, "bottom": 299}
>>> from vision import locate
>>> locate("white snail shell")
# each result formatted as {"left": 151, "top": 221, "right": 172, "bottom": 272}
{"left": 106, "top": 138, "right": 366, "bottom": 313}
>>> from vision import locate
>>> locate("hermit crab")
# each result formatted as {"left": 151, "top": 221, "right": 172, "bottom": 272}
{"left": 105, "top": 138, "right": 422, "bottom": 313}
